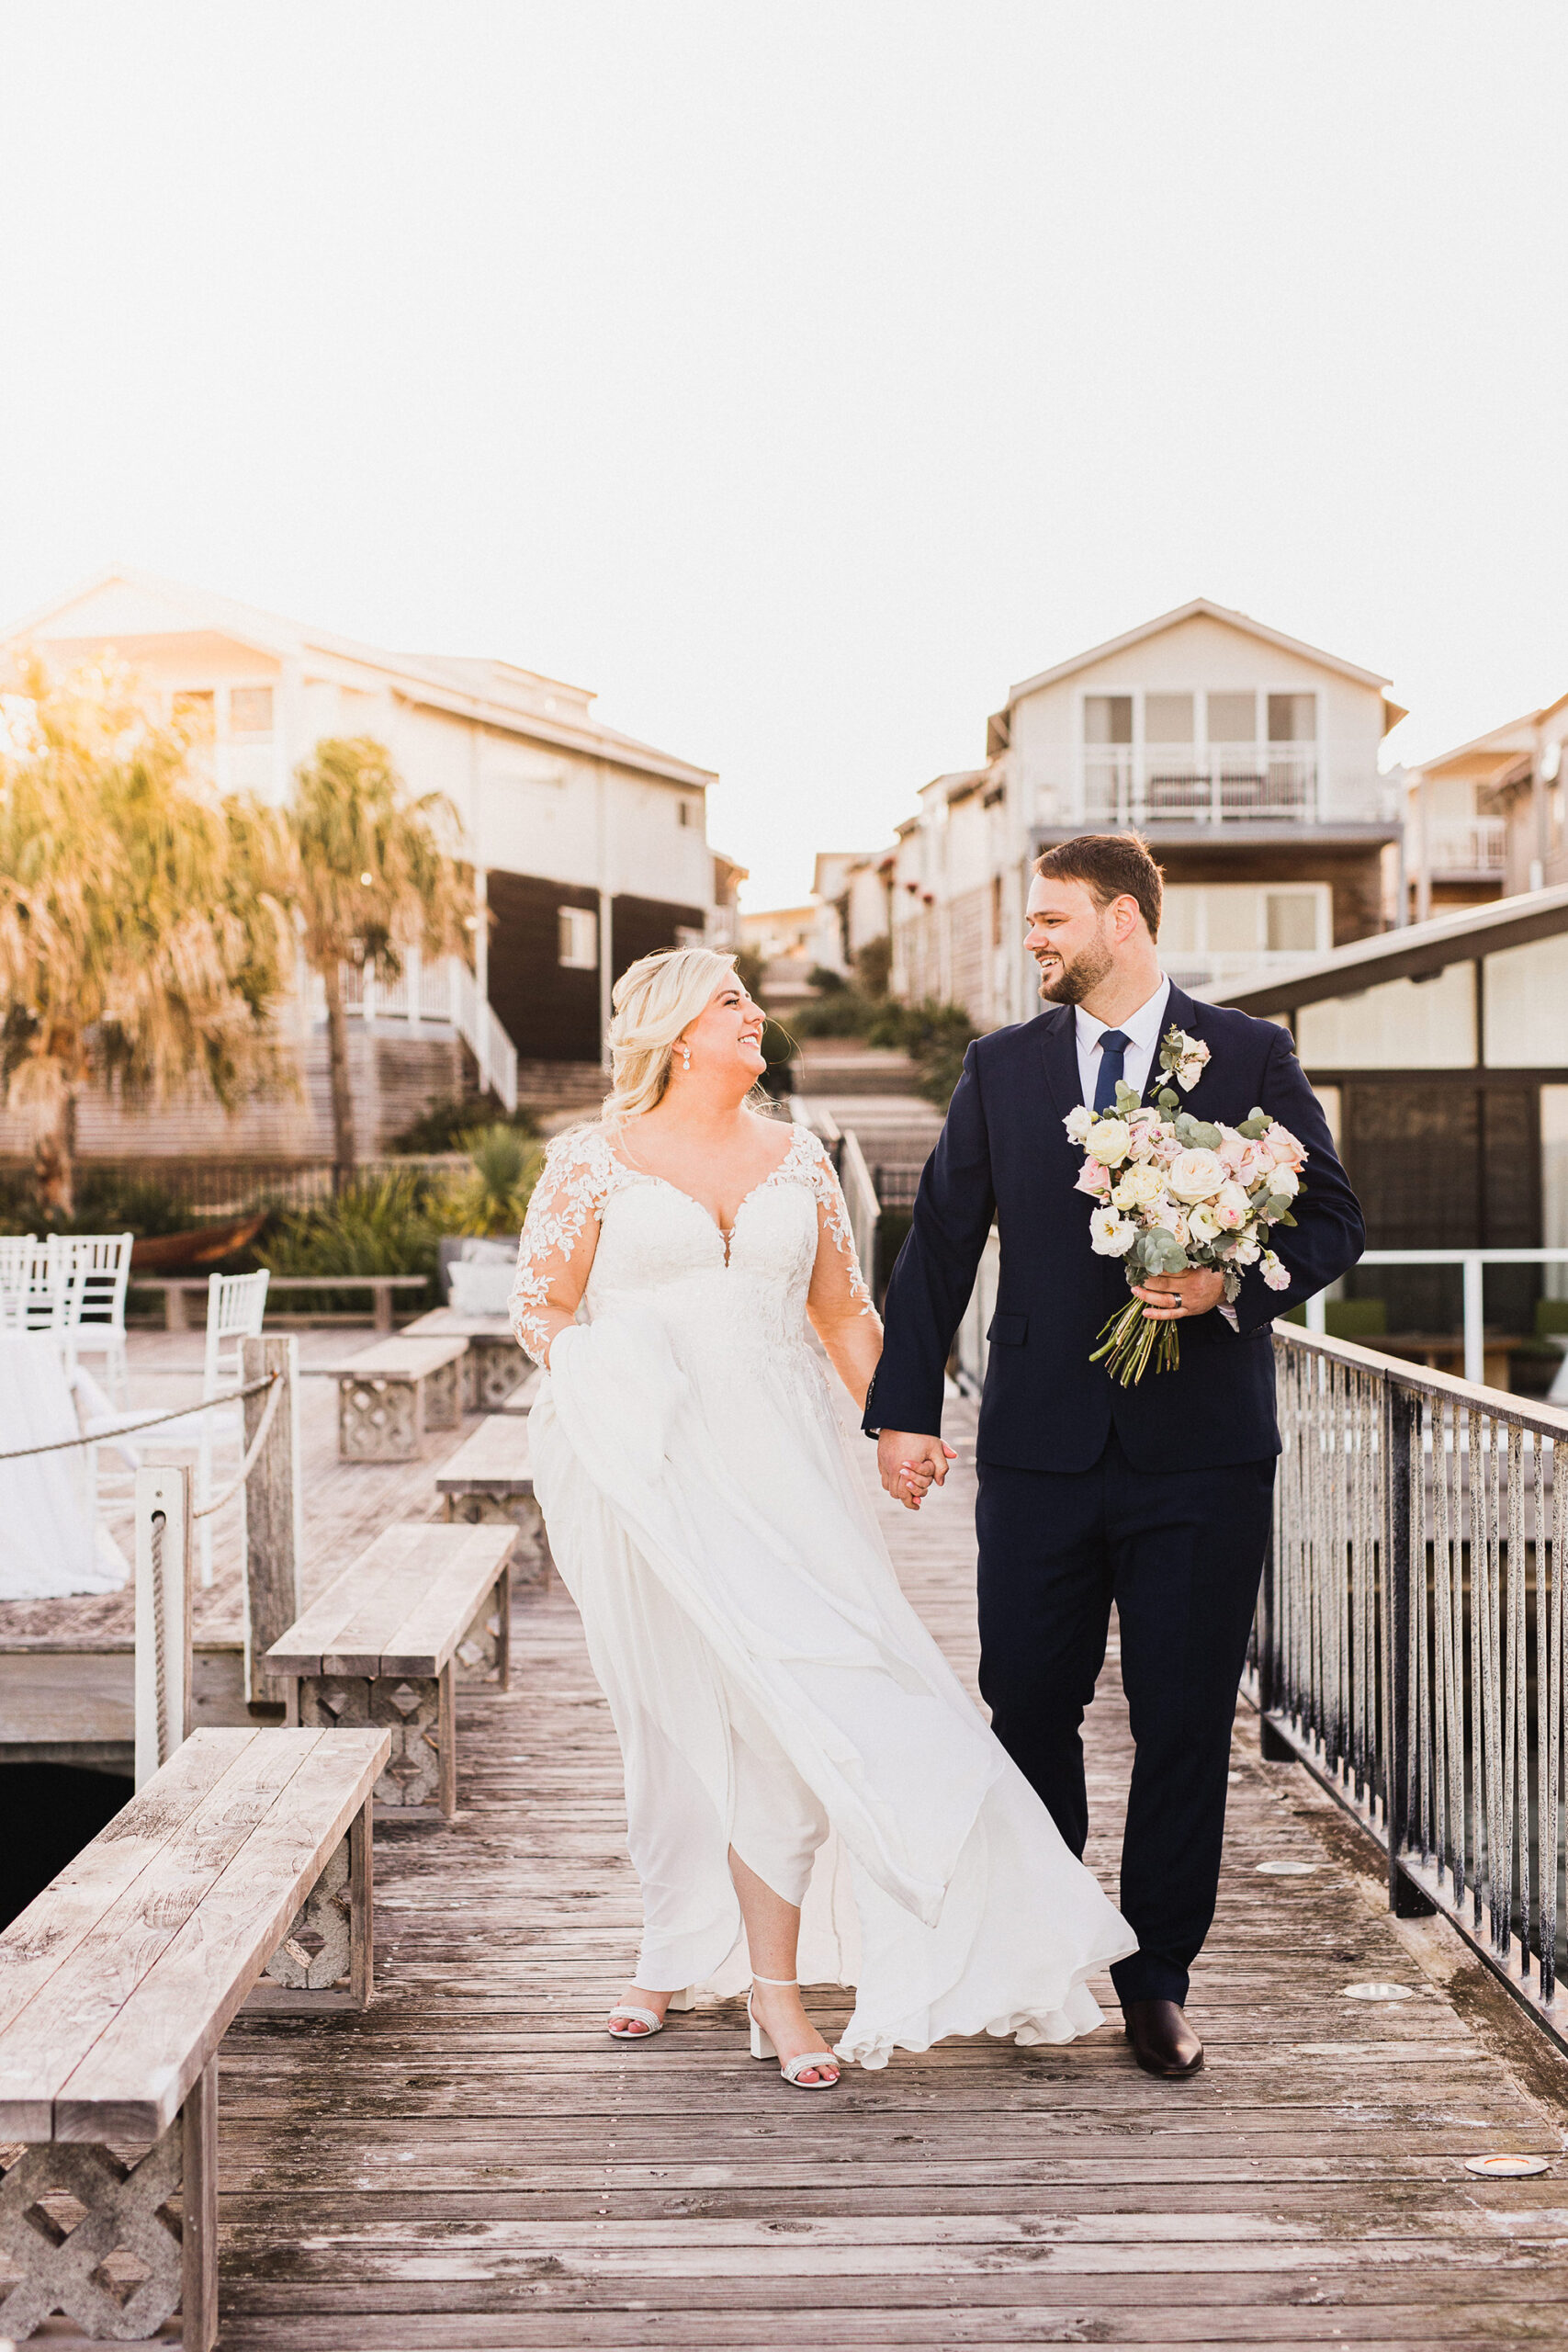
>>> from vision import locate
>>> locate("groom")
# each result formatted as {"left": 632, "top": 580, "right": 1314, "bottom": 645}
{"left": 864, "top": 832, "right": 1362, "bottom": 2076}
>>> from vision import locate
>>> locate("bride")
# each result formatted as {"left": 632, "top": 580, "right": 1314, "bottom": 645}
{"left": 512, "top": 946, "right": 1134, "bottom": 2088}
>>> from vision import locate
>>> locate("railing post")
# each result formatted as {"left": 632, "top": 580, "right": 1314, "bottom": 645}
{"left": 135, "top": 1464, "right": 193, "bottom": 1787}
{"left": 241, "top": 1334, "right": 302, "bottom": 1707}
{"left": 1383, "top": 1382, "right": 1436, "bottom": 1916}
{"left": 1463, "top": 1255, "right": 1485, "bottom": 1387}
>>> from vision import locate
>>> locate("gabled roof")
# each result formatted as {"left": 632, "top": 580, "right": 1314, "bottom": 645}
{"left": 2, "top": 564, "right": 716, "bottom": 789}
{"left": 1003, "top": 597, "right": 1394, "bottom": 706}
{"left": 1410, "top": 697, "right": 1568, "bottom": 778}
{"left": 1221, "top": 881, "right": 1568, "bottom": 1017}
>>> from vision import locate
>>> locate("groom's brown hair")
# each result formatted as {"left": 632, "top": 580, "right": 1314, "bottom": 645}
{"left": 1032, "top": 832, "right": 1164, "bottom": 940}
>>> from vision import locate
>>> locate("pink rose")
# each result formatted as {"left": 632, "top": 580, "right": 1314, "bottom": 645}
{"left": 1075, "top": 1159, "right": 1111, "bottom": 1198}
{"left": 1267, "top": 1124, "right": 1306, "bottom": 1171}
{"left": 1218, "top": 1132, "right": 1249, "bottom": 1173}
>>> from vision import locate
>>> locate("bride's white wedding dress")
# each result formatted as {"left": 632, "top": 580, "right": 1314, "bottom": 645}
{"left": 512, "top": 1121, "right": 1134, "bottom": 2067}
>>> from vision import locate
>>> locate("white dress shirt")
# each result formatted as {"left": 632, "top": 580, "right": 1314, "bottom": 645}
{"left": 1074, "top": 977, "right": 1171, "bottom": 1110}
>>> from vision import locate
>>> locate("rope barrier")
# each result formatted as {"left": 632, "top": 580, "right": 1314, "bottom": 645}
{"left": 151, "top": 1509, "right": 169, "bottom": 1769}
{"left": 192, "top": 1372, "right": 284, "bottom": 1520}
{"left": 0, "top": 1371, "right": 278, "bottom": 1462}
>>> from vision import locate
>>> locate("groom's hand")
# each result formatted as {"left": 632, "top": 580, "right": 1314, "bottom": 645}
{"left": 1134, "top": 1268, "right": 1227, "bottom": 1321}
{"left": 876, "top": 1430, "right": 956, "bottom": 1511}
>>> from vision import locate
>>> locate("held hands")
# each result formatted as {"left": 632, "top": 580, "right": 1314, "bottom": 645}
{"left": 876, "top": 1430, "right": 958, "bottom": 1512}
{"left": 1131, "top": 1267, "right": 1227, "bottom": 1322}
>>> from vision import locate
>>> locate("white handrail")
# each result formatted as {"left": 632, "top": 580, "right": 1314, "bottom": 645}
{"left": 837, "top": 1131, "right": 880, "bottom": 1303}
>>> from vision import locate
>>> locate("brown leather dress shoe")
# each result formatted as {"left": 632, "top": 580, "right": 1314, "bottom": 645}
{"left": 1123, "top": 1998, "right": 1204, "bottom": 2076}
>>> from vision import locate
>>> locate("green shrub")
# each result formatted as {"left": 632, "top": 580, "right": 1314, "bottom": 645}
{"left": 436, "top": 1125, "right": 545, "bottom": 1236}
{"left": 389, "top": 1094, "right": 537, "bottom": 1154}
{"left": 258, "top": 1170, "right": 442, "bottom": 1285}
{"left": 852, "top": 935, "right": 891, "bottom": 1000}
{"left": 789, "top": 990, "right": 879, "bottom": 1039}
{"left": 807, "top": 964, "right": 847, "bottom": 994}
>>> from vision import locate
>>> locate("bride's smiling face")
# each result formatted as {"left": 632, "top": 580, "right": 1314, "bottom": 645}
{"left": 680, "top": 977, "right": 768, "bottom": 1081}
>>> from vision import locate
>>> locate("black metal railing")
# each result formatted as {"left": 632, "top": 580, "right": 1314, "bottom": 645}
{"left": 1254, "top": 1326, "right": 1568, "bottom": 2044}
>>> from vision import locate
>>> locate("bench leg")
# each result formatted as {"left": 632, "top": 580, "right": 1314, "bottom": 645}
{"left": 263, "top": 1833, "right": 355, "bottom": 1994}
{"left": 455, "top": 1568, "right": 512, "bottom": 1690}
{"left": 424, "top": 1357, "right": 461, "bottom": 1432}
{"left": 473, "top": 1338, "right": 525, "bottom": 1410}
{"left": 337, "top": 1373, "right": 422, "bottom": 1461}
{"left": 0, "top": 2082, "right": 209, "bottom": 2344}
{"left": 300, "top": 1675, "right": 444, "bottom": 1814}
{"left": 438, "top": 1657, "right": 457, "bottom": 1820}
{"left": 351, "top": 1797, "right": 374, "bottom": 2007}
{"left": 182, "top": 2063, "right": 219, "bottom": 2352}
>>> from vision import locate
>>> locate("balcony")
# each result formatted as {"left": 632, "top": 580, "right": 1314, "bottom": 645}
{"left": 306, "top": 952, "right": 519, "bottom": 1110}
{"left": 1038, "top": 742, "right": 1398, "bottom": 839}
{"left": 1417, "top": 815, "right": 1507, "bottom": 877}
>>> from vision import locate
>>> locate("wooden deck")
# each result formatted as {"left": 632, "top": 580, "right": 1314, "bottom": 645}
{"left": 195, "top": 1397, "right": 1568, "bottom": 2349}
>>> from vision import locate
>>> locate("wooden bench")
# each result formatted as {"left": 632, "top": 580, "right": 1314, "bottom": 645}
{"left": 434, "top": 1414, "right": 547, "bottom": 1578}
{"left": 265, "top": 1523, "right": 517, "bottom": 1820}
{"left": 0, "top": 1724, "right": 388, "bottom": 2349}
{"left": 495, "top": 1363, "right": 541, "bottom": 1415}
{"left": 403, "top": 1305, "right": 526, "bottom": 1411}
{"left": 315, "top": 1334, "right": 468, "bottom": 1460}
{"left": 140, "top": 1272, "right": 429, "bottom": 1333}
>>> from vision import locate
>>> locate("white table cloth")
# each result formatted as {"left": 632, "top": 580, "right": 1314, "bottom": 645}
{"left": 0, "top": 1335, "right": 128, "bottom": 1598}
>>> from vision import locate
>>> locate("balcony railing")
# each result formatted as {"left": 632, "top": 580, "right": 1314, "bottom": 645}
{"left": 1417, "top": 815, "right": 1508, "bottom": 876}
{"left": 1082, "top": 744, "right": 1319, "bottom": 826}
{"left": 311, "top": 953, "right": 519, "bottom": 1111}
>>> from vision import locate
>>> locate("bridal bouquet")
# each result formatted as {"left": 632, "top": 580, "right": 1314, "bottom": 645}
{"left": 1066, "top": 1023, "right": 1305, "bottom": 1385}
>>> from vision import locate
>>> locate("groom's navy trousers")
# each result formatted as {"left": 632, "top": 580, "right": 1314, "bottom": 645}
{"left": 865, "top": 983, "right": 1364, "bottom": 2010}
{"left": 976, "top": 1432, "right": 1273, "bottom": 2007}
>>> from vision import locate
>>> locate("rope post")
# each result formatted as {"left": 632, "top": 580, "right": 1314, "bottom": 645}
{"left": 241, "top": 1334, "right": 303, "bottom": 1707}
{"left": 134, "top": 1464, "right": 193, "bottom": 1788}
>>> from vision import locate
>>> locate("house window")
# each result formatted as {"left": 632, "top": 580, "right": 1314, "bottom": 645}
{"left": 1267, "top": 693, "right": 1317, "bottom": 743}
{"left": 1145, "top": 693, "right": 1193, "bottom": 744}
{"left": 172, "top": 690, "right": 215, "bottom": 743}
{"left": 558, "top": 907, "right": 598, "bottom": 969}
{"left": 1084, "top": 695, "right": 1133, "bottom": 745}
{"left": 1266, "top": 891, "right": 1321, "bottom": 954}
{"left": 1206, "top": 692, "right": 1256, "bottom": 744}
{"left": 677, "top": 798, "right": 695, "bottom": 827}
{"left": 230, "top": 685, "right": 274, "bottom": 739}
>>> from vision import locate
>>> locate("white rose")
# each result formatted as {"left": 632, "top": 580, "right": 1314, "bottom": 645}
{"left": 1085, "top": 1117, "right": 1133, "bottom": 1168}
{"left": 1266, "top": 1165, "right": 1300, "bottom": 1201}
{"left": 1177, "top": 1057, "right": 1206, "bottom": 1091}
{"left": 1112, "top": 1161, "right": 1167, "bottom": 1210}
{"left": 1187, "top": 1203, "right": 1221, "bottom": 1246}
{"left": 1089, "top": 1206, "right": 1137, "bottom": 1257}
{"left": 1232, "top": 1233, "right": 1262, "bottom": 1266}
{"left": 1064, "top": 1104, "right": 1094, "bottom": 1144}
{"left": 1166, "top": 1146, "right": 1228, "bottom": 1203}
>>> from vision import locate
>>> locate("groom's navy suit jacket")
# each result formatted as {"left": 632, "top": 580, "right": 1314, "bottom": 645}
{"left": 863, "top": 983, "right": 1364, "bottom": 1476}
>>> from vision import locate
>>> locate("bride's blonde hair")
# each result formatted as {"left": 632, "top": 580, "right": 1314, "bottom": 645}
{"left": 601, "top": 945, "right": 740, "bottom": 1128}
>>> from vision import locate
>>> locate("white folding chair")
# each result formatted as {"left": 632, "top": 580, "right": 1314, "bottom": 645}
{"left": 0, "top": 1235, "right": 39, "bottom": 1332}
{"left": 60, "top": 1232, "right": 134, "bottom": 1402}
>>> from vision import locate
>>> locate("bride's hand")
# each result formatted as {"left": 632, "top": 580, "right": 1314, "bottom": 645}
{"left": 876, "top": 1431, "right": 957, "bottom": 1511}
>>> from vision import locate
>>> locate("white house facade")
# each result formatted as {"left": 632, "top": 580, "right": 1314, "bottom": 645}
{"left": 0, "top": 567, "right": 721, "bottom": 1159}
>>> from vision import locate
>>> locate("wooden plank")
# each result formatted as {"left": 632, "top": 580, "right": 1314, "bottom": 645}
{"left": 181, "top": 2060, "right": 219, "bottom": 2352}
{"left": 0, "top": 1726, "right": 300, "bottom": 2137}
{"left": 378, "top": 1527, "right": 517, "bottom": 1678}
{"left": 434, "top": 1415, "right": 535, "bottom": 1498}
{"left": 316, "top": 1337, "right": 468, "bottom": 1380}
{"left": 265, "top": 1524, "right": 441, "bottom": 1679}
{"left": 0, "top": 1729, "right": 256, "bottom": 2132}
{"left": 405, "top": 1309, "right": 514, "bottom": 1340}
{"left": 55, "top": 1725, "right": 389, "bottom": 2137}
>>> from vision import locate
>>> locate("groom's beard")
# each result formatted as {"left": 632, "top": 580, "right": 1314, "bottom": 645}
{"left": 1034, "top": 936, "right": 1114, "bottom": 1005}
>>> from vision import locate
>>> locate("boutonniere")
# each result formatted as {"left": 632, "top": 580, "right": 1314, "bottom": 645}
{"left": 1157, "top": 1023, "right": 1211, "bottom": 1095}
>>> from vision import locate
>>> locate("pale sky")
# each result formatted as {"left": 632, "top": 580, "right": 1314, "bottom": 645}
{"left": 2, "top": 4, "right": 1565, "bottom": 909}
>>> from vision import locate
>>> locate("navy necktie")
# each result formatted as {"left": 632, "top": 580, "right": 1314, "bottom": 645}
{"left": 1093, "top": 1028, "right": 1131, "bottom": 1114}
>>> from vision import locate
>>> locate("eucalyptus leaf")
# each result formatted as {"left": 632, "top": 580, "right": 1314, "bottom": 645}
{"left": 1186, "top": 1120, "right": 1223, "bottom": 1149}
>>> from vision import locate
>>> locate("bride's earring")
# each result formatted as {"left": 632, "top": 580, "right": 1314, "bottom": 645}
{"left": 678, "top": 1042, "right": 692, "bottom": 1071}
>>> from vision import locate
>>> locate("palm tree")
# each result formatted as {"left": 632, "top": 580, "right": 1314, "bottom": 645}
{"left": 285, "top": 738, "right": 471, "bottom": 1192}
{"left": 0, "top": 659, "right": 292, "bottom": 1216}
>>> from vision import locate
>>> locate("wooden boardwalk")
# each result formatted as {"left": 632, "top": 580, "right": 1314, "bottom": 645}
{"left": 178, "top": 1397, "right": 1568, "bottom": 2349}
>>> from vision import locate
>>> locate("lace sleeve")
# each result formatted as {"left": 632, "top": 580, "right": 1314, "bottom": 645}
{"left": 510, "top": 1128, "right": 615, "bottom": 1364}
{"left": 799, "top": 1130, "right": 875, "bottom": 1318}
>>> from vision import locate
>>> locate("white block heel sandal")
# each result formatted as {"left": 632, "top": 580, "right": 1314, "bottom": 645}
{"left": 606, "top": 1987, "right": 694, "bottom": 2040}
{"left": 747, "top": 1974, "right": 840, "bottom": 2088}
